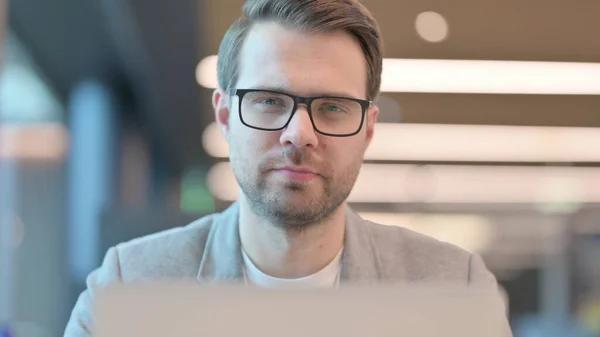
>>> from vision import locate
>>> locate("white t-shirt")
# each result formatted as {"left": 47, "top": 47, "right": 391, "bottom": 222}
{"left": 241, "top": 248, "right": 343, "bottom": 289}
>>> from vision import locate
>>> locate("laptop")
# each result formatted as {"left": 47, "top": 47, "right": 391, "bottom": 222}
{"left": 93, "top": 283, "right": 509, "bottom": 337}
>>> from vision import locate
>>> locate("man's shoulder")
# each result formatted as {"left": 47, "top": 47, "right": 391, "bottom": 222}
{"left": 364, "top": 219, "right": 471, "bottom": 256}
{"left": 110, "top": 213, "right": 219, "bottom": 281}
{"left": 360, "top": 219, "right": 473, "bottom": 281}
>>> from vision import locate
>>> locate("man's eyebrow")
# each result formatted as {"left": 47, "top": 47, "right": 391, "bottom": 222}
{"left": 250, "top": 85, "right": 362, "bottom": 99}
{"left": 251, "top": 85, "right": 290, "bottom": 92}
{"left": 316, "top": 91, "right": 363, "bottom": 99}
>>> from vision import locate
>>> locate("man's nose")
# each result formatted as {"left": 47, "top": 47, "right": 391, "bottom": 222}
{"left": 279, "top": 106, "right": 319, "bottom": 149}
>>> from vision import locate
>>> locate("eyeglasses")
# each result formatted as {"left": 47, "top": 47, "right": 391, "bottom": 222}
{"left": 227, "top": 89, "right": 372, "bottom": 137}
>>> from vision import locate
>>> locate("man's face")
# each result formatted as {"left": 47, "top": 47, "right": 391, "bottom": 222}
{"left": 214, "top": 22, "right": 378, "bottom": 227}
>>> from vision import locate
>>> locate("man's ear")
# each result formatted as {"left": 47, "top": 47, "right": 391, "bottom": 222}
{"left": 364, "top": 105, "right": 379, "bottom": 148}
{"left": 213, "top": 88, "right": 231, "bottom": 140}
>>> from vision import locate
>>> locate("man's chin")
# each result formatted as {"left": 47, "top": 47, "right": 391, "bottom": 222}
{"left": 270, "top": 190, "right": 315, "bottom": 204}
{"left": 268, "top": 208, "right": 326, "bottom": 228}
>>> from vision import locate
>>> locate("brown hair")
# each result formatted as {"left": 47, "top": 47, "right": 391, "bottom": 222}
{"left": 216, "top": 0, "right": 383, "bottom": 101}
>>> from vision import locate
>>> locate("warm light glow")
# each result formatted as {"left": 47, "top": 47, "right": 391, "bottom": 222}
{"left": 415, "top": 11, "right": 449, "bottom": 43}
{"left": 196, "top": 55, "right": 600, "bottom": 95}
{"left": 202, "top": 121, "right": 600, "bottom": 162}
{"left": 207, "top": 162, "right": 600, "bottom": 204}
{"left": 381, "top": 59, "right": 600, "bottom": 94}
{"left": 202, "top": 122, "right": 227, "bottom": 158}
{"left": 0, "top": 123, "right": 69, "bottom": 161}
{"left": 195, "top": 55, "right": 218, "bottom": 89}
{"left": 368, "top": 123, "right": 600, "bottom": 162}
{"left": 206, "top": 161, "right": 239, "bottom": 202}
{"left": 351, "top": 164, "right": 599, "bottom": 204}
{"left": 358, "top": 212, "right": 493, "bottom": 253}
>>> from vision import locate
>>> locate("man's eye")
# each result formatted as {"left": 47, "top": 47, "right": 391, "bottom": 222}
{"left": 263, "top": 98, "right": 281, "bottom": 105}
{"left": 321, "top": 105, "right": 343, "bottom": 112}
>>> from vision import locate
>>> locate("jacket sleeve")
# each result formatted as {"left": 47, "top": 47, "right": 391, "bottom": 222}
{"left": 468, "top": 253, "right": 514, "bottom": 337}
{"left": 64, "top": 247, "right": 123, "bottom": 337}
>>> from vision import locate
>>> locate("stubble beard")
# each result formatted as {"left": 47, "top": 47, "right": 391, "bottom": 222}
{"left": 233, "top": 147, "right": 359, "bottom": 229}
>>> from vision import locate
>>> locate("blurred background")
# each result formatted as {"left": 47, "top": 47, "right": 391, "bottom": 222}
{"left": 1, "top": 0, "right": 600, "bottom": 336}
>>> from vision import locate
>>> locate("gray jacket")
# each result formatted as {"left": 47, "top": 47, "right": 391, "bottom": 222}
{"left": 64, "top": 202, "right": 512, "bottom": 336}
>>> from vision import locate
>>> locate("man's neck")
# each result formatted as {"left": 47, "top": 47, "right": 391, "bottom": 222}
{"left": 238, "top": 197, "right": 346, "bottom": 279}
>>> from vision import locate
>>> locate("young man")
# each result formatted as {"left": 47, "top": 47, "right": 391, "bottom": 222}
{"left": 65, "top": 0, "right": 511, "bottom": 336}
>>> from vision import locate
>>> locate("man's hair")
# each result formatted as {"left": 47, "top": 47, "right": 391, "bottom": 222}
{"left": 216, "top": 0, "right": 383, "bottom": 101}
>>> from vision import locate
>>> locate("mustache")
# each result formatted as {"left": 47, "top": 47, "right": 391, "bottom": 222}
{"left": 283, "top": 147, "right": 305, "bottom": 166}
{"left": 259, "top": 148, "right": 326, "bottom": 173}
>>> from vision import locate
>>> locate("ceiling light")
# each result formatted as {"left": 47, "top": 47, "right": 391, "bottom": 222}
{"left": 381, "top": 59, "right": 600, "bottom": 94}
{"left": 196, "top": 55, "right": 600, "bottom": 95}
{"left": 415, "top": 11, "right": 449, "bottom": 43}
{"left": 202, "top": 122, "right": 600, "bottom": 162}
{"left": 368, "top": 123, "right": 600, "bottom": 162}
{"left": 207, "top": 162, "right": 600, "bottom": 204}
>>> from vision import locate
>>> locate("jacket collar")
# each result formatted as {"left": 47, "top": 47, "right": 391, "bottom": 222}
{"left": 196, "top": 201, "right": 383, "bottom": 284}
{"left": 339, "top": 206, "right": 381, "bottom": 284}
{"left": 196, "top": 202, "right": 244, "bottom": 284}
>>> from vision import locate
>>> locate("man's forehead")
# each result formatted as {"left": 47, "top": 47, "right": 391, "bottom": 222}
{"left": 242, "top": 22, "right": 358, "bottom": 54}
{"left": 237, "top": 22, "right": 368, "bottom": 99}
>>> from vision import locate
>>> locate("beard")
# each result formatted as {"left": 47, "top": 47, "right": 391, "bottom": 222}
{"left": 231, "top": 146, "right": 361, "bottom": 228}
